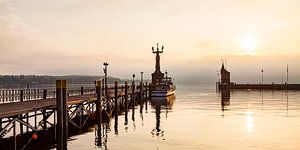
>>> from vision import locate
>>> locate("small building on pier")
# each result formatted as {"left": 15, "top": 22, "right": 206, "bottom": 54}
{"left": 220, "top": 63, "right": 231, "bottom": 85}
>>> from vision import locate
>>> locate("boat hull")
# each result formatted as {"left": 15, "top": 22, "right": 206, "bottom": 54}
{"left": 150, "top": 89, "right": 175, "bottom": 97}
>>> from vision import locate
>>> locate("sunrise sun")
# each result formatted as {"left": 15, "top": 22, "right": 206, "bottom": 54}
{"left": 240, "top": 36, "right": 258, "bottom": 55}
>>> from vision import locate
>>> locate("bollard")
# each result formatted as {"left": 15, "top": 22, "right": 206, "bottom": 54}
{"left": 56, "top": 80, "right": 68, "bottom": 150}
{"left": 96, "top": 80, "right": 102, "bottom": 146}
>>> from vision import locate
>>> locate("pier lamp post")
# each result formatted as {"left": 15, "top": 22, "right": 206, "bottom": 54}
{"left": 165, "top": 71, "right": 168, "bottom": 78}
{"left": 140, "top": 72, "right": 143, "bottom": 83}
{"left": 103, "top": 62, "right": 109, "bottom": 96}
{"left": 132, "top": 74, "right": 135, "bottom": 83}
{"left": 261, "top": 69, "right": 264, "bottom": 85}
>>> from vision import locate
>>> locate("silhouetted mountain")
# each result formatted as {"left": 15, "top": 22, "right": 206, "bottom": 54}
{"left": 0, "top": 75, "right": 122, "bottom": 88}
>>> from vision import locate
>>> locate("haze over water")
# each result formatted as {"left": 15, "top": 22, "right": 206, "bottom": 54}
{"left": 66, "top": 84, "right": 300, "bottom": 150}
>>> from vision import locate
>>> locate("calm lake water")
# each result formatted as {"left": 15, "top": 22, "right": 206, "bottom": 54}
{"left": 66, "top": 84, "right": 300, "bottom": 150}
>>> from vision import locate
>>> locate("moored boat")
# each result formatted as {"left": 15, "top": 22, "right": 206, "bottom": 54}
{"left": 149, "top": 43, "right": 176, "bottom": 97}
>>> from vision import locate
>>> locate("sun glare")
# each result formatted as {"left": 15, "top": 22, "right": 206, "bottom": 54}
{"left": 241, "top": 36, "right": 258, "bottom": 55}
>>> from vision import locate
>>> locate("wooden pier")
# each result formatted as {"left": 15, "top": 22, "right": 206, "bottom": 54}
{"left": 217, "top": 83, "right": 300, "bottom": 90}
{"left": 0, "top": 78, "right": 149, "bottom": 150}
{"left": 217, "top": 62, "right": 300, "bottom": 90}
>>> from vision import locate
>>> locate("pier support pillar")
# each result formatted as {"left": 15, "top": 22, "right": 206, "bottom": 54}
{"left": 56, "top": 80, "right": 68, "bottom": 150}
{"left": 96, "top": 80, "right": 102, "bottom": 146}
{"left": 114, "top": 81, "right": 119, "bottom": 114}
{"left": 114, "top": 81, "right": 119, "bottom": 135}
{"left": 139, "top": 82, "right": 144, "bottom": 113}
{"left": 124, "top": 81, "right": 128, "bottom": 125}
{"left": 132, "top": 82, "right": 135, "bottom": 121}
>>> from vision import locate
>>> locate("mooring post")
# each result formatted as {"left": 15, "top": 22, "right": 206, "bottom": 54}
{"left": 132, "top": 82, "right": 135, "bottom": 108}
{"left": 139, "top": 82, "right": 143, "bottom": 113}
{"left": 124, "top": 81, "right": 128, "bottom": 123}
{"left": 13, "top": 119, "right": 16, "bottom": 150}
{"left": 114, "top": 81, "right": 119, "bottom": 115}
{"left": 114, "top": 81, "right": 119, "bottom": 135}
{"left": 140, "top": 82, "right": 143, "bottom": 103}
{"left": 42, "top": 89, "right": 47, "bottom": 130}
{"left": 145, "top": 82, "right": 148, "bottom": 99}
{"left": 56, "top": 80, "right": 68, "bottom": 150}
{"left": 96, "top": 80, "right": 102, "bottom": 146}
{"left": 131, "top": 82, "right": 135, "bottom": 121}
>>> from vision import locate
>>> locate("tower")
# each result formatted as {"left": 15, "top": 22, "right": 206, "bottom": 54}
{"left": 220, "top": 62, "right": 230, "bottom": 85}
{"left": 151, "top": 43, "right": 165, "bottom": 84}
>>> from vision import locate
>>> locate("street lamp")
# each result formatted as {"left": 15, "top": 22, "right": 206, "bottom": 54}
{"left": 261, "top": 69, "right": 264, "bottom": 84}
{"left": 140, "top": 72, "right": 143, "bottom": 83}
{"left": 132, "top": 74, "right": 135, "bottom": 83}
{"left": 103, "top": 62, "right": 109, "bottom": 96}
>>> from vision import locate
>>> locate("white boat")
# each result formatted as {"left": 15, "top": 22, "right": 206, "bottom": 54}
{"left": 150, "top": 76, "right": 176, "bottom": 97}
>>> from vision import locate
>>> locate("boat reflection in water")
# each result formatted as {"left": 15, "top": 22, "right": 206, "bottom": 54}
{"left": 150, "top": 95, "right": 175, "bottom": 138}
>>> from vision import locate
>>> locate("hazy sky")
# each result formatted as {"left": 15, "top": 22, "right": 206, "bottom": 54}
{"left": 1, "top": 0, "right": 300, "bottom": 83}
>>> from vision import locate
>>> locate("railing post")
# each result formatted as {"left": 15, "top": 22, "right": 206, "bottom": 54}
{"left": 56, "top": 80, "right": 68, "bottom": 150}
{"left": 20, "top": 90, "right": 23, "bottom": 102}
{"left": 96, "top": 80, "right": 102, "bottom": 146}
{"left": 43, "top": 89, "right": 47, "bottom": 99}
{"left": 81, "top": 86, "right": 84, "bottom": 95}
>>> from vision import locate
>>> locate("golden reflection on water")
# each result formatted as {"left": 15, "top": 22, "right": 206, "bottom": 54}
{"left": 245, "top": 111, "right": 253, "bottom": 134}
{"left": 68, "top": 85, "right": 300, "bottom": 150}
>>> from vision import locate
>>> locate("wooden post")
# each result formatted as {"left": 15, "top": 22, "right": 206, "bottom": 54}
{"left": 20, "top": 90, "right": 23, "bottom": 102}
{"left": 124, "top": 81, "right": 128, "bottom": 125}
{"left": 56, "top": 80, "right": 67, "bottom": 150}
{"left": 145, "top": 82, "right": 148, "bottom": 99}
{"left": 114, "top": 81, "right": 119, "bottom": 135}
{"left": 139, "top": 82, "right": 143, "bottom": 113}
{"left": 96, "top": 80, "right": 102, "bottom": 146}
{"left": 0, "top": 118, "right": 2, "bottom": 131}
{"left": 13, "top": 119, "right": 16, "bottom": 150}
{"left": 81, "top": 86, "right": 84, "bottom": 95}
{"left": 19, "top": 114, "right": 23, "bottom": 135}
{"left": 43, "top": 89, "right": 47, "bottom": 130}
{"left": 140, "top": 82, "right": 143, "bottom": 102}
{"left": 114, "top": 81, "right": 118, "bottom": 115}
{"left": 131, "top": 82, "right": 135, "bottom": 121}
{"left": 43, "top": 89, "right": 47, "bottom": 99}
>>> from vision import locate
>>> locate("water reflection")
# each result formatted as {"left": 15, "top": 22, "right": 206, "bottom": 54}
{"left": 94, "top": 95, "right": 175, "bottom": 149}
{"left": 150, "top": 95, "right": 175, "bottom": 139}
{"left": 220, "top": 88, "right": 230, "bottom": 113}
